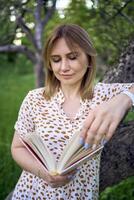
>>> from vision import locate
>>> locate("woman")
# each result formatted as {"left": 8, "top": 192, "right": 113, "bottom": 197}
{"left": 11, "top": 24, "right": 134, "bottom": 200}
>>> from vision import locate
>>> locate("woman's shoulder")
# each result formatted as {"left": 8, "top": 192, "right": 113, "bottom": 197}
{"left": 28, "top": 87, "right": 45, "bottom": 95}
{"left": 24, "top": 87, "right": 46, "bottom": 102}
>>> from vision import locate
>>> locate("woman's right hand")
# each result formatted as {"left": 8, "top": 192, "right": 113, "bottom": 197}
{"left": 39, "top": 167, "right": 77, "bottom": 188}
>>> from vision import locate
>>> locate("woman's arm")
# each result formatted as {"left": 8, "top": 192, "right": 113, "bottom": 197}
{"left": 11, "top": 131, "right": 76, "bottom": 187}
{"left": 80, "top": 85, "right": 134, "bottom": 149}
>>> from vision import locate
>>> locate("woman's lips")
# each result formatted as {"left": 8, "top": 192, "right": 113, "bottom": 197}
{"left": 60, "top": 74, "right": 74, "bottom": 78}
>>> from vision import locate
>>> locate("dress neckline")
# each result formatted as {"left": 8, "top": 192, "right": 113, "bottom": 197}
{"left": 52, "top": 88, "right": 89, "bottom": 120}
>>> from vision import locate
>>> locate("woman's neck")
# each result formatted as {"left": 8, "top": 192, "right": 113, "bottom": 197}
{"left": 61, "top": 84, "right": 81, "bottom": 100}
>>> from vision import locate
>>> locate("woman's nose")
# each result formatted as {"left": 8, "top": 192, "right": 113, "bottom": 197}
{"left": 60, "top": 59, "right": 70, "bottom": 71}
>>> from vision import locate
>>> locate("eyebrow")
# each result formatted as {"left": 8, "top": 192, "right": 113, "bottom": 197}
{"left": 50, "top": 51, "right": 79, "bottom": 57}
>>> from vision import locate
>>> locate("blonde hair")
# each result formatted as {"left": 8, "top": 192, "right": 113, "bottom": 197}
{"left": 43, "top": 24, "right": 97, "bottom": 100}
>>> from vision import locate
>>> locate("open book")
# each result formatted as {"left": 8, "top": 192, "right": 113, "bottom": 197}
{"left": 20, "top": 131, "right": 104, "bottom": 175}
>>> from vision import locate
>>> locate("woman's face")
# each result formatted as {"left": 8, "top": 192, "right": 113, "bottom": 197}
{"left": 50, "top": 38, "right": 89, "bottom": 88}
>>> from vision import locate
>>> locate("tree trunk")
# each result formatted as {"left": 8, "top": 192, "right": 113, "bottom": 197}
{"left": 34, "top": 53, "right": 45, "bottom": 87}
{"left": 103, "top": 37, "right": 134, "bottom": 83}
{"left": 99, "top": 37, "right": 134, "bottom": 192}
{"left": 99, "top": 121, "right": 134, "bottom": 192}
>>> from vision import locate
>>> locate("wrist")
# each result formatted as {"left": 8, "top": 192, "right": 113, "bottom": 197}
{"left": 121, "top": 91, "right": 134, "bottom": 111}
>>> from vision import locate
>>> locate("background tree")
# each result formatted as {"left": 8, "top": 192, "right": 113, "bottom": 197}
{"left": 0, "top": 0, "right": 57, "bottom": 87}
{"left": 64, "top": 0, "right": 134, "bottom": 76}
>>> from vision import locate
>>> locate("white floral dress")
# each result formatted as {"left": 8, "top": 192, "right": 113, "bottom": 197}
{"left": 12, "top": 82, "right": 133, "bottom": 200}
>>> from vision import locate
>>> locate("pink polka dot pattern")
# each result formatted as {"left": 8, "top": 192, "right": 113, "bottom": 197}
{"left": 12, "top": 82, "right": 133, "bottom": 200}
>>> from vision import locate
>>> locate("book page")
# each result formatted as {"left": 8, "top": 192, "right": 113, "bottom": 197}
{"left": 57, "top": 130, "right": 82, "bottom": 172}
{"left": 58, "top": 145, "right": 103, "bottom": 175}
{"left": 20, "top": 138, "right": 48, "bottom": 172}
{"left": 22, "top": 133, "right": 57, "bottom": 173}
{"left": 65, "top": 145, "right": 103, "bottom": 168}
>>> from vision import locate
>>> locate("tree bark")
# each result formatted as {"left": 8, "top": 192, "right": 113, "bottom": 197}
{"left": 99, "top": 38, "right": 134, "bottom": 192}
{"left": 99, "top": 121, "right": 134, "bottom": 192}
{"left": 33, "top": 0, "right": 57, "bottom": 87}
{"left": 103, "top": 37, "right": 134, "bottom": 83}
{"left": 34, "top": 53, "right": 45, "bottom": 87}
{"left": 0, "top": 45, "right": 36, "bottom": 63}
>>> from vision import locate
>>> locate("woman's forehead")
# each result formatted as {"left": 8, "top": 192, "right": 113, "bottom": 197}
{"left": 51, "top": 38, "right": 82, "bottom": 54}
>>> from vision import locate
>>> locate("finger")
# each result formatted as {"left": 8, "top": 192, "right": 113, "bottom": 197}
{"left": 66, "top": 168, "right": 78, "bottom": 175}
{"left": 50, "top": 177, "right": 73, "bottom": 188}
{"left": 106, "top": 121, "right": 119, "bottom": 141}
{"left": 80, "top": 111, "right": 95, "bottom": 140}
{"left": 84, "top": 116, "right": 103, "bottom": 147}
{"left": 93, "top": 121, "right": 110, "bottom": 146}
{"left": 51, "top": 169, "right": 77, "bottom": 184}
{"left": 84, "top": 131, "right": 94, "bottom": 149}
{"left": 50, "top": 173, "right": 76, "bottom": 187}
{"left": 48, "top": 168, "right": 79, "bottom": 187}
{"left": 64, "top": 169, "right": 78, "bottom": 181}
{"left": 48, "top": 176, "right": 67, "bottom": 186}
{"left": 93, "top": 132, "right": 105, "bottom": 147}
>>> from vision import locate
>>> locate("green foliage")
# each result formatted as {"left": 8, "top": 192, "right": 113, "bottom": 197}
{"left": 64, "top": 0, "right": 90, "bottom": 27}
{"left": 0, "top": 0, "right": 17, "bottom": 45}
{"left": 99, "top": 176, "right": 134, "bottom": 200}
{"left": 63, "top": 0, "right": 134, "bottom": 71}
{"left": 92, "top": 0, "right": 134, "bottom": 66}
{"left": 0, "top": 55, "right": 35, "bottom": 199}
{"left": 14, "top": 54, "right": 33, "bottom": 75}
{"left": 43, "top": 11, "right": 63, "bottom": 42}
{"left": 125, "top": 111, "right": 134, "bottom": 122}
{"left": 0, "top": 0, "right": 35, "bottom": 47}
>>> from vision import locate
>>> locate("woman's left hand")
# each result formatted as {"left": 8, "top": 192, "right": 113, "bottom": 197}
{"left": 80, "top": 93, "right": 132, "bottom": 149}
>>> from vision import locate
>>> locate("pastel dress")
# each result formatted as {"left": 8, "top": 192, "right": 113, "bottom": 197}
{"left": 12, "top": 82, "right": 133, "bottom": 200}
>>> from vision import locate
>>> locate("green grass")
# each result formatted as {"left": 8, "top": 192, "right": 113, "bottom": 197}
{"left": 0, "top": 55, "right": 134, "bottom": 199}
{"left": 99, "top": 176, "right": 134, "bottom": 200}
{"left": 0, "top": 55, "right": 35, "bottom": 199}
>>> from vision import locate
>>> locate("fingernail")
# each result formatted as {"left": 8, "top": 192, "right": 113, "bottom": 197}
{"left": 84, "top": 143, "right": 91, "bottom": 149}
{"left": 76, "top": 168, "right": 80, "bottom": 172}
{"left": 102, "top": 139, "right": 108, "bottom": 145}
{"left": 92, "top": 144, "right": 97, "bottom": 150}
{"left": 71, "top": 176, "right": 75, "bottom": 180}
{"left": 79, "top": 137, "right": 84, "bottom": 145}
{"left": 68, "top": 174, "right": 75, "bottom": 179}
{"left": 68, "top": 175, "right": 73, "bottom": 179}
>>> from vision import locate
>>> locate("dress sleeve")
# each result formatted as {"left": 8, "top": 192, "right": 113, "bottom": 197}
{"left": 14, "top": 91, "right": 35, "bottom": 138}
{"left": 96, "top": 82, "right": 134, "bottom": 100}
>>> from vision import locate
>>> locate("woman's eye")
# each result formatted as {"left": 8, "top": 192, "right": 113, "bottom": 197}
{"left": 69, "top": 56, "right": 77, "bottom": 60}
{"left": 51, "top": 57, "right": 61, "bottom": 63}
{"left": 68, "top": 53, "right": 78, "bottom": 60}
